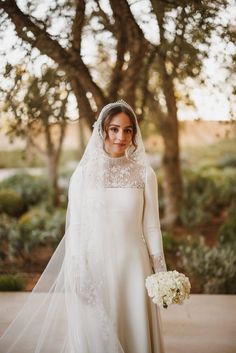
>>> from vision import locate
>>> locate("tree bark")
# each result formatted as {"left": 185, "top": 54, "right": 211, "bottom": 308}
{"left": 43, "top": 117, "right": 67, "bottom": 207}
{"left": 109, "top": 0, "right": 148, "bottom": 107}
{"left": 159, "top": 70, "right": 183, "bottom": 226}
{"left": 47, "top": 154, "right": 60, "bottom": 207}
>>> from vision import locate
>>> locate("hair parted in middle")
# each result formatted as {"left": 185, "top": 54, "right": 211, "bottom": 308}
{"left": 100, "top": 105, "right": 138, "bottom": 151}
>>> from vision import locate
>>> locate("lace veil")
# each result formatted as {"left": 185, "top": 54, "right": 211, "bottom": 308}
{"left": 0, "top": 100, "right": 157, "bottom": 353}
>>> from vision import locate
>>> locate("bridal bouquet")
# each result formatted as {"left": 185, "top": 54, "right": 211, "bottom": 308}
{"left": 145, "top": 270, "right": 191, "bottom": 309}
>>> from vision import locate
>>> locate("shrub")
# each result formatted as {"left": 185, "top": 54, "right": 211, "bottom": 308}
{"left": 0, "top": 188, "right": 24, "bottom": 217}
{"left": 178, "top": 235, "right": 236, "bottom": 294}
{"left": 7, "top": 207, "right": 66, "bottom": 260}
{"left": 0, "top": 213, "right": 18, "bottom": 260}
{"left": 180, "top": 168, "right": 236, "bottom": 227}
{"left": 162, "top": 231, "right": 183, "bottom": 271}
{"left": 180, "top": 171, "right": 215, "bottom": 227}
{"left": 41, "top": 208, "right": 66, "bottom": 247}
{"left": 218, "top": 155, "right": 236, "bottom": 168}
{"left": 217, "top": 168, "right": 236, "bottom": 208}
{"left": 11, "top": 208, "right": 51, "bottom": 255}
{"left": 218, "top": 205, "right": 236, "bottom": 248}
{"left": 162, "top": 231, "right": 179, "bottom": 252}
{"left": 0, "top": 174, "right": 52, "bottom": 209}
{"left": 0, "top": 274, "right": 26, "bottom": 291}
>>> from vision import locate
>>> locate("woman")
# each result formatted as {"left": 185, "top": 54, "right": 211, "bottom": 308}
{"left": 0, "top": 100, "right": 167, "bottom": 353}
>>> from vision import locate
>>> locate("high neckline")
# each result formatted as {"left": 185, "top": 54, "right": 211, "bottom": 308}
{"left": 101, "top": 148, "right": 127, "bottom": 161}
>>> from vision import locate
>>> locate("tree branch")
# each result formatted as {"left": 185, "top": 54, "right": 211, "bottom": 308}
{"left": 93, "top": 0, "right": 115, "bottom": 34}
{"left": 71, "top": 0, "right": 86, "bottom": 54}
{"left": 70, "top": 78, "right": 97, "bottom": 129}
{"left": 1, "top": 0, "right": 106, "bottom": 109}
{"left": 0, "top": 0, "right": 69, "bottom": 63}
{"left": 109, "top": 0, "right": 148, "bottom": 105}
{"left": 108, "top": 33, "right": 127, "bottom": 100}
{"left": 150, "top": 0, "right": 165, "bottom": 44}
{"left": 139, "top": 45, "right": 159, "bottom": 118}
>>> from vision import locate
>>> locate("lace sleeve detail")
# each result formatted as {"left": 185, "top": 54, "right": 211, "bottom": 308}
{"left": 151, "top": 253, "right": 167, "bottom": 273}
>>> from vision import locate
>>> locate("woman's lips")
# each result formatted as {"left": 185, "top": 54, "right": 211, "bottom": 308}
{"left": 115, "top": 143, "right": 126, "bottom": 147}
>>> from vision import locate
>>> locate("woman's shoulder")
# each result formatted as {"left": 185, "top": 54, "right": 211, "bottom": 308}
{"left": 144, "top": 165, "right": 157, "bottom": 185}
{"left": 127, "top": 159, "right": 146, "bottom": 175}
{"left": 127, "top": 160, "right": 157, "bottom": 187}
{"left": 145, "top": 165, "right": 156, "bottom": 176}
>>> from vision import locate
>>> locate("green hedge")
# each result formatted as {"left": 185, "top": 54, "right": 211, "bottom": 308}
{"left": 7, "top": 207, "right": 66, "bottom": 259}
{"left": 180, "top": 167, "right": 236, "bottom": 227}
{"left": 0, "top": 188, "right": 24, "bottom": 217}
{"left": 218, "top": 203, "right": 236, "bottom": 247}
{"left": 178, "top": 231, "right": 236, "bottom": 294}
{"left": 0, "top": 274, "right": 26, "bottom": 291}
{"left": 0, "top": 174, "right": 52, "bottom": 209}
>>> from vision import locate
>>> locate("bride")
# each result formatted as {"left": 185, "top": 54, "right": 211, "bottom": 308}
{"left": 0, "top": 100, "right": 167, "bottom": 353}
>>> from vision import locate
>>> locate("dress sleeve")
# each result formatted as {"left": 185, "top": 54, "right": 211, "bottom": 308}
{"left": 142, "top": 166, "right": 167, "bottom": 272}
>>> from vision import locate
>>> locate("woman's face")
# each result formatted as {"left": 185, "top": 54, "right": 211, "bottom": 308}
{"left": 103, "top": 112, "right": 134, "bottom": 157}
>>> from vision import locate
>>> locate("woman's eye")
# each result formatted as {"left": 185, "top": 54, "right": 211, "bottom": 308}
{"left": 110, "top": 127, "right": 118, "bottom": 133}
{"left": 125, "top": 129, "right": 133, "bottom": 134}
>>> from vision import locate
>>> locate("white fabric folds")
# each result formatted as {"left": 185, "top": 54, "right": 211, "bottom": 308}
{"left": 0, "top": 100, "right": 166, "bottom": 353}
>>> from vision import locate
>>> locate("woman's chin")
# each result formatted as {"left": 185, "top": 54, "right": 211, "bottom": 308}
{"left": 104, "top": 143, "right": 127, "bottom": 157}
{"left": 110, "top": 148, "right": 126, "bottom": 157}
{"left": 115, "top": 146, "right": 127, "bottom": 153}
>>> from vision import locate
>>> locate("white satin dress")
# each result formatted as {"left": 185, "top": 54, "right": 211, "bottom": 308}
{"left": 82, "top": 153, "right": 167, "bottom": 353}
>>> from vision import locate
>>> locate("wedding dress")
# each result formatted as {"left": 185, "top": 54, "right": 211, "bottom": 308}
{"left": 0, "top": 101, "right": 166, "bottom": 353}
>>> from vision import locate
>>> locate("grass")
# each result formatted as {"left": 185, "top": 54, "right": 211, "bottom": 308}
{"left": 181, "top": 138, "right": 236, "bottom": 170}
{"left": 0, "top": 150, "right": 43, "bottom": 168}
{"left": 0, "top": 149, "right": 81, "bottom": 169}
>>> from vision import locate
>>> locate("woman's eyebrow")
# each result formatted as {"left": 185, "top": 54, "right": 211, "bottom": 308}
{"left": 109, "top": 124, "right": 133, "bottom": 128}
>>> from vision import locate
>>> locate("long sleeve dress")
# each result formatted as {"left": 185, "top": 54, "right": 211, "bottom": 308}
{"left": 67, "top": 152, "right": 167, "bottom": 353}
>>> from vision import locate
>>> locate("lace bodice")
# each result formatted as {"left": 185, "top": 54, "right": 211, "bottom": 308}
{"left": 85, "top": 152, "right": 146, "bottom": 189}
{"left": 101, "top": 152, "right": 146, "bottom": 189}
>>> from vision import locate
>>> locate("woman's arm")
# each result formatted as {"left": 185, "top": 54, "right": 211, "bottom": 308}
{"left": 142, "top": 166, "right": 167, "bottom": 273}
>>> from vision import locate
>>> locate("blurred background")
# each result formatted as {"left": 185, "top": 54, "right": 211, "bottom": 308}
{"left": 0, "top": 0, "right": 235, "bottom": 294}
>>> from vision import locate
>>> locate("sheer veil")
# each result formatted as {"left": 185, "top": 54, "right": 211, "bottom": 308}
{"left": 0, "top": 100, "right": 151, "bottom": 353}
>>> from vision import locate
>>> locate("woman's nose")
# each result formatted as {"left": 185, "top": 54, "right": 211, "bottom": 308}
{"left": 117, "top": 130, "right": 125, "bottom": 141}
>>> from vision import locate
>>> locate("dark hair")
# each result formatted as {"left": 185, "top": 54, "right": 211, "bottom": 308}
{"left": 101, "top": 105, "right": 138, "bottom": 150}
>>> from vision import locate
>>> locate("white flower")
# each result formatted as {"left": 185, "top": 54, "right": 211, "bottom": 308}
{"left": 145, "top": 270, "right": 191, "bottom": 308}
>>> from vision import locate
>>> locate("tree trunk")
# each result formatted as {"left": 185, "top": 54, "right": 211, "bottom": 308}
{"left": 159, "top": 74, "right": 183, "bottom": 226}
{"left": 78, "top": 119, "right": 86, "bottom": 159}
{"left": 44, "top": 121, "right": 66, "bottom": 208}
{"left": 47, "top": 154, "right": 60, "bottom": 207}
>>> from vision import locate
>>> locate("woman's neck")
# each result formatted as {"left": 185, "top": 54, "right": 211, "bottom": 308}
{"left": 102, "top": 147, "right": 126, "bottom": 159}
{"left": 102, "top": 148, "right": 127, "bottom": 160}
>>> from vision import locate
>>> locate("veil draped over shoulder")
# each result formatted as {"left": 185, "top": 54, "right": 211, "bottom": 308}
{"left": 0, "top": 100, "right": 151, "bottom": 353}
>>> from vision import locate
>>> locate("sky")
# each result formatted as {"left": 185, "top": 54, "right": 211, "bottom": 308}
{"left": 0, "top": 0, "right": 235, "bottom": 121}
